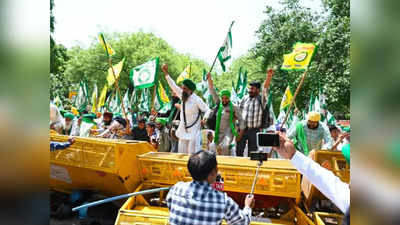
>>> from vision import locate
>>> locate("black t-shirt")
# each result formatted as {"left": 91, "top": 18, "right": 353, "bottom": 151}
{"left": 131, "top": 126, "right": 150, "bottom": 142}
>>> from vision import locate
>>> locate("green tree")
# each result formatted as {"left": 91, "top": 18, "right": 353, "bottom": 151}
{"left": 251, "top": 0, "right": 350, "bottom": 115}
{"left": 63, "top": 32, "right": 209, "bottom": 98}
{"left": 50, "top": 0, "right": 71, "bottom": 103}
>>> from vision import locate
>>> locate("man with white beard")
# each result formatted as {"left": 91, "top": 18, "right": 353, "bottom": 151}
{"left": 162, "top": 64, "right": 210, "bottom": 154}
{"left": 62, "top": 112, "right": 75, "bottom": 135}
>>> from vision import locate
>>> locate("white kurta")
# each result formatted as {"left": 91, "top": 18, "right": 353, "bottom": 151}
{"left": 291, "top": 151, "right": 350, "bottom": 213}
{"left": 166, "top": 75, "right": 210, "bottom": 154}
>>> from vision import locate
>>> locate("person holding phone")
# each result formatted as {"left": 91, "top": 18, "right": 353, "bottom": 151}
{"left": 166, "top": 150, "right": 255, "bottom": 225}
{"left": 272, "top": 132, "right": 349, "bottom": 224}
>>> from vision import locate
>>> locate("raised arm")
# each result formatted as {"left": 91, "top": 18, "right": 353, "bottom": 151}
{"left": 207, "top": 72, "right": 220, "bottom": 104}
{"left": 262, "top": 68, "right": 274, "bottom": 106}
{"left": 161, "top": 64, "right": 182, "bottom": 97}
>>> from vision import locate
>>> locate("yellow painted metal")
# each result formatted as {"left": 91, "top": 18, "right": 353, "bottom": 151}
{"left": 50, "top": 133, "right": 155, "bottom": 196}
{"left": 115, "top": 184, "right": 315, "bottom": 225}
{"left": 313, "top": 150, "right": 350, "bottom": 183}
{"left": 303, "top": 150, "right": 350, "bottom": 208}
{"left": 137, "top": 152, "right": 301, "bottom": 199}
{"left": 313, "top": 212, "right": 343, "bottom": 225}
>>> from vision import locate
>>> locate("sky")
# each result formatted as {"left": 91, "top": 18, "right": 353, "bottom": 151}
{"left": 53, "top": 0, "right": 321, "bottom": 65}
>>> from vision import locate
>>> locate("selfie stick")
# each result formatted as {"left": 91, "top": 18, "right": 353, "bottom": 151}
{"left": 250, "top": 161, "right": 263, "bottom": 197}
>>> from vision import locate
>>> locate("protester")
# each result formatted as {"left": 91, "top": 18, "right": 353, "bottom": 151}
{"left": 166, "top": 150, "right": 254, "bottom": 225}
{"left": 129, "top": 118, "right": 150, "bottom": 142}
{"left": 330, "top": 125, "right": 350, "bottom": 151}
{"left": 50, "top": 137, "right": 75, "bottom": 151}
{"left": 96, "top": 115, "right": 127, "bottom": 139}
{"left": 201, "top": 129, "right": 215, "bottom": 151}
{"left": 236, "top": 68, "right": 274, "bottom": 156}
{"left": 272, "top": 132, "right": 349, "bottom": 222}
{"left": 62, "top": 112, "right": 75, "bottom": 135}
{"left": 50, "top": 103, "right": 64, "bottom": 134}
{"left": 146, "top": 121, "right": 159, "bottom": 150}
{"left": 162, "top": 64, "right": 210, "bottom": 154}
{"left": 156, "top": 117, "right": 172, "bottom": 152}
{"left": 287, "top": 111, "right": 333, "bottom": 156}
{"left": 206, "top": 73, "right": 244, "bottom": 155}
{"left": 91, "top": 111, "right": 113, "bottom": 135}
{"left": 79, "top": 113, "right": 98, "bottom": 137}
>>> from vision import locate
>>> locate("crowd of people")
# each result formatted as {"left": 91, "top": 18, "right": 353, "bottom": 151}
{"left": 50, "top": 64, "right": 350, "bottom": 161}
{"left": 50, "top": 64, "right": 351, "bottom": 225}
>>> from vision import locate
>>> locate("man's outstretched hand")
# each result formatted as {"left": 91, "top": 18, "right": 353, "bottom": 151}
{"left": 272, "top": 132, "right": 296, "bottom": 160}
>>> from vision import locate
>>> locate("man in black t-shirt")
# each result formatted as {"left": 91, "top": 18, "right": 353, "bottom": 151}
{"left": 130, "top": 118, "right": 150, "bottom": 142}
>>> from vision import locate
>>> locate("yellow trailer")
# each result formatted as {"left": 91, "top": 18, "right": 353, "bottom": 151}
{"left": 50, "top": 133, "right": 155, "bottom": 196}
{"left": 115, "top": 152, "right": 316, "bottom": 225}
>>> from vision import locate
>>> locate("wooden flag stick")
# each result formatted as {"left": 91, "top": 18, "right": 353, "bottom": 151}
{"left": 280, "top": 70, "right": 308, "bottom": 129}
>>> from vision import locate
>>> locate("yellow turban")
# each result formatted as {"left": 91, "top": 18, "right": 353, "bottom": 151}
{"left": 307, "top": 111, "right": 321, "bottom": 122}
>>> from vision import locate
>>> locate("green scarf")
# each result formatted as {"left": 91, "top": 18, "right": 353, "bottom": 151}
{"left": 292, "top": 122, "right": 309, "bottom": 156}
{"left": 214, "top": 102, "right": 238, "bottom": 144}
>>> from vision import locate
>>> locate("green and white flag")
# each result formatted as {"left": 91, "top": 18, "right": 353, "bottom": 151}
{"left": 326, "top": 110, "right": 336, "bottom": 126}
{"left": 108, "top": 92, "right": 121, "bottom": 114}
{"left": 217, "top": 21, "right": 234, "bottom": 72}
{"left": 138, "top": 88, "right": 151, "bottom": 112}
{"left": 237, "top": 68, "right": 248, "bottom": 99}
{"left": 230, "top": 86, "right": 240, "bottom": 105}
{"left": 266, "top": 90, "right": 276, "bottom": 125}
{"left": 130, "top": 57, "right": 159, "bottom": 89}
{"left": 75, "top": 80, "right": 90, "bottom": 112}
{"left": 123, "top": 89, "right": 130, "bottom": 116}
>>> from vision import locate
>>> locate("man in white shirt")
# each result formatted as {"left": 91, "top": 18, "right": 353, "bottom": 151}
{"left": 162, "top": 64, "right": 210, "bottom": 154}
{"left": 273, "top": 131, "right": 350, "bottom": 215}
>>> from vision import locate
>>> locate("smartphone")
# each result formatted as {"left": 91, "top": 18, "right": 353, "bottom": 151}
{"left": 257, "top": 132, "right": 280, "bottom": 147}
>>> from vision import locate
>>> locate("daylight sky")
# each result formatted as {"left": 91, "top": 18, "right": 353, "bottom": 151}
{"left": 53, "top": 0, "right": 321, "bottom": 64}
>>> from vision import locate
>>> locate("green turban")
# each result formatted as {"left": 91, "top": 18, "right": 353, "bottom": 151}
{"left": 219, "top": 89, "right": 231, "bottom": 98}
{"left": 156, "top": 117, "right": 168, "bottom": 126}
{"left": 182, "top": 79, "right": 196, "bottom": 91}
{"left": 64, "top": 112, "right": 74, "bottom": 120}
{"left": 83, "top": 113, "right": 96, "bottom": 120}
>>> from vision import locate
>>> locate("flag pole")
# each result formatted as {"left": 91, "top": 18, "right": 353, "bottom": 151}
{"left": 208, "top": 21, "right": 234, "bottom": 74}
{"left": 280, "top": 70, "right": 308, "bottom": 130}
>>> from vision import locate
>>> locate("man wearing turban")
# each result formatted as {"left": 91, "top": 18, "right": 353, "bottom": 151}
{"left": 287, "top": 111, "right": 333, "bottom": 156}
{"left": 162, "top": 64, "right": 210, "bottom": 154}
{"left": 206, "top": 72, "right": 244, "bottom": 155}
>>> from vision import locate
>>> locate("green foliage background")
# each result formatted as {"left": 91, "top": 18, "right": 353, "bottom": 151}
{"left": 50, "top": 0, "right": 349, "bottom": 117}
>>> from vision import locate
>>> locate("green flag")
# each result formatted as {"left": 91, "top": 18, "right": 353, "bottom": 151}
{"left": 138, "top": 89, "right": 151, "bottom": 112}
{"left": 326, "top": 110, "right": 336, "bottom": 126}
{"left": 217, "top": 21, "right": 234, "bottom": 72}
{"left": 75, "top": 80, "right": 89, "bottom": 112}
{"left": 123, "top": 89, "right": 130, "bottom": 116}
{"left": 266, "top": 90, "right": 276, "bottom": 125}
{"left": 130, "top": 57, "right": 159, "bottom": 90}
{"left": 237, "top": 69, "right": 247, "bottom": 99}
{"left": 235, "top": 67, "right": 243, "bottom": 93}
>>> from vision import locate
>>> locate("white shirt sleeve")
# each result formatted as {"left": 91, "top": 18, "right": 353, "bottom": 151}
{"left": 291, "top": 151, "right": 350, "bottom": 213}
{"left": 165, "top": 74, "right": 182, "bottom": 97}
